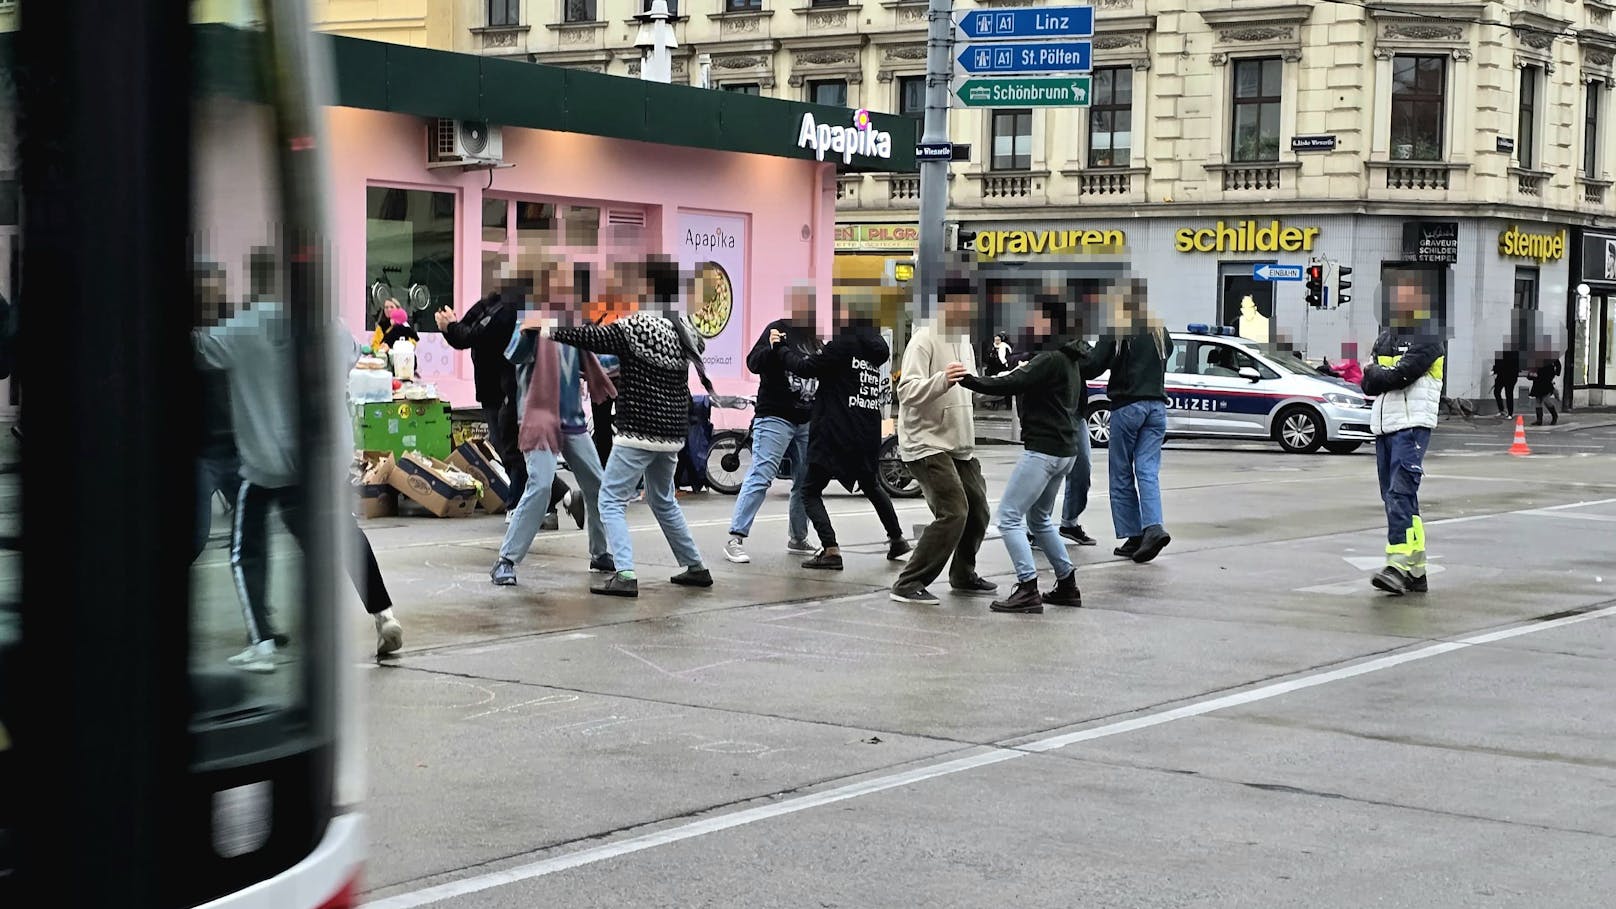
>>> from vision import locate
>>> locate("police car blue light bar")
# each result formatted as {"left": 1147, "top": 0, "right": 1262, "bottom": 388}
{"left": 1186, "top": 324, "right": 1237, "bottom": 336}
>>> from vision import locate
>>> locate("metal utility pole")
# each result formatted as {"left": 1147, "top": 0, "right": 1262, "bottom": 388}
{"left": 915, "top": 0, "right": 954, "bottom": 322}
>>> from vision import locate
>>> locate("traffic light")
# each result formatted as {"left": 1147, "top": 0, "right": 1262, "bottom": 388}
{"left": 1336, "top": 265, "right": 1353, "bottom": 307}
{"left": 1304, "top": 263, "right": 1324, "bottom": 308}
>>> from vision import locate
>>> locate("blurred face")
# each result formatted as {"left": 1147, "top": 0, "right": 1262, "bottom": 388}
{"left": 1389, "top": 282, "right": 1431, "bottom": 328}
{"left": 194, "top": 269, "right": 228, "bottom": 325}
{"left": 788, "top": 286, "right": 817, "bottom": 326}
{"left": 940, "top": 292, "right": 974, "bottom": 331}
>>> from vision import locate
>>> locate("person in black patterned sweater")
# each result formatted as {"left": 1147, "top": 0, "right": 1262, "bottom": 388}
{"left": 540, "top": 260, "right": 714, "bottom": 598}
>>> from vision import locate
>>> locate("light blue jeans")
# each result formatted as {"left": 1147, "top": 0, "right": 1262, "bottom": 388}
{"left": 727, "top": 416, "right": 809, "bottom": 542}
{"left": 599, "top": 444, "right": 703, "bottom": 574}
{"left": 561, "top": 431, "right": 609, "bottom": 562}
{"left": 997, "top": 451, "right": 1077, "bottom": 583}
{"left": 1060, "top": 416, "right": 1092, "bottom": 528}
{"left": 1108, "top": 400, "right": 1167, "bottom": 539}
{"left": 499, "top": 449, "right": 559, "bottom": 564}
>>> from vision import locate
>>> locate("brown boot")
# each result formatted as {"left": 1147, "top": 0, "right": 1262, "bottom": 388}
{"left": 1042, "top": 571, "right": 1082, "bottom": 608}
{"left": 990, "top": 579, "right": 1045, "bottom": 614}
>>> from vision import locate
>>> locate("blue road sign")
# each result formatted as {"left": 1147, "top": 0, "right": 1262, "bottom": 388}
{"left": 955, "top": 6, "right": 1095, "bottom": 41}
{"left": 1253, "top": 264, "right": 1304, "bottom": 282}
{"left": 915, "top": 143, "right": 954, "bottom": 162}
{"left": 956, "top": 41, "right": 1092, "bottom": 75}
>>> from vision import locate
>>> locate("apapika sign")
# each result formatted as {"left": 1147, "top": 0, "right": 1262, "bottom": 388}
{"left": 798, "top": 109, "right": 893, "bottom": 164}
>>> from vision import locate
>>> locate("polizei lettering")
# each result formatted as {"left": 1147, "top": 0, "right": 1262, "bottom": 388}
{"left": 798, "top": 113, "right": 893, "bottom": 164}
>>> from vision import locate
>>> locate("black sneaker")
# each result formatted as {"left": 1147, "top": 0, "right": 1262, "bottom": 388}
{"left": 591, "top": 572, "right": 639, "bottom": 598}
{"left": 887, "top": 537, "right": 913, "bottom": 561}
{"left": 589, "top": 554, "right": 617, "bottom": 573}
{"left": 1042, "top": 571, "right": 1083, "bottom": 608}
{"left": 1132, "top": 525, "right": 1172, "bottom": 563}
{"left": 1371, "top": 566, "right": 1410, "bottom": 596}
{"left": 490, "top": 558, "right": 517, "bottom": 586}
{"left": 566, "top": 490, "right": 585, "bottom": 529}
{"left": 890, "top": 585, "right": 939, "bottom": 605}
{"left": 990, "top": 579, "right": 1045, "bottom": 614}
{"left": 541, "top": 511, "right": 560, "bottom": 531}
{"left": 802, "top": 551, "right": 844, "bottom": 571}
{"left": 950, "top": 576, "right": 998, "bottom": 596}
{"left": 1114, "top": 536, "right": 1142, "bottom": 558}
{"left": 1060, "top": 525, "right": 1097, "bottom": 546}
{"left": 1406, "top": 573, "right": 1428, "bottom": 594}
{"left": 670, "top": 566, "right": 714, "bottom": 588}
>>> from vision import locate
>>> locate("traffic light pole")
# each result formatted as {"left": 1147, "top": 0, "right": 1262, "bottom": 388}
{"left": 915, "top": 0, "right": 953, "bottom": 322}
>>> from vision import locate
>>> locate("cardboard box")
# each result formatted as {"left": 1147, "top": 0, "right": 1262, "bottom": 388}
{"left": 351, "top": 451, "right": 399, "bottom": 518}
{"left": 448, "top": 439, "right": 512, "bottom": 514}
{"left": 387, "top": 450, "right": 479, "bottom": 518}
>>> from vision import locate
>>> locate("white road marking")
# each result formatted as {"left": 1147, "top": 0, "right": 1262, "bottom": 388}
{"left": 362, "top": 602, "right": 1616, "bottom": 909}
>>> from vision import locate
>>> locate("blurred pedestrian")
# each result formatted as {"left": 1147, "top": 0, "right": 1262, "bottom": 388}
{"left": 1530, "top": 350, "right": 1561, "bottom": 426}
{"left": 1492, "top": 348, "right": 1520, "bottom": 418}
{"left": 438, "top": 271, "right": 523, "bottom": 507}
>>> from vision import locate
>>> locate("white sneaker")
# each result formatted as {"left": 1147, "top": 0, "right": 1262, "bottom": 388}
{"left": 786, "top": 538, "right": 817, "bottom": 555}
{"left": 505, "top": 512, "right": 514, "bottom": 525}
{"left": 375, "top": 610, "right": 404, "bottom": 657}
{"left": 723, "top": 537, "right": 750, "bottom": 563}
{"left": 227, "top": 641, "right": 277, "bottom": 674}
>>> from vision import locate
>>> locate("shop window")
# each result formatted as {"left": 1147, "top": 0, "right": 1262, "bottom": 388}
{"left": 1513, "top": 266, "right": 1539, "bottom": 313}
{"left": 724, "top": 83, "right": 761, "bottom": 95}
{"left": 487, "top": 0, "right": 519, "bottom": 27}
{"left": 1517, "top": 65, "right": 1540, "bottom": 169}
{"left": 1230, "top": 57, "right": 1281, "bottom": 164}
{"left": 564, "top": 0, "right": 597, "bottom": 23}
{"left": 1585, "top": 81, "right": 1603, "bottom": 178}
{"left": 366, "top": 186, "right": 455, "bottom": 332}
{"left": 1217, "top": 262, "right": 1274, "bottom": 342}
{"left": 1087, "top": 66, "right": 1132, "bottom": 168}
{"left": 726, "top": 0, "right": 761, "bottom": 10}
{"left": 809, "top": 79, "right": 848, "bottom": 107}
{"left": 991, "top": 110, "right": 1032, "bottom": 171}
{"left": 1391, "top": 55, "right": 1446, "bottom": 162}
{"left": 482, "top": 197, "right": 507, "bottom": 246}
{"left": 898, "top": 76, "right": 926, "bottom": 120}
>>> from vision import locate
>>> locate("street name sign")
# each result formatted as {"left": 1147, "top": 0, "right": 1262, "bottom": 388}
{"left": 955, "top": 76, "right": 1092, "bottom": 108}
{"left": 915, "top": 142, "right": 954, "bottom": 162}
{"left": 1253, "top": 264, "right": 1304, "bottom": 281}
{"left": 955, "top": 7, "right": 1095, "bottom": 40}
{"left": 956, "top": 41, "right": 1093, "bottom": 75}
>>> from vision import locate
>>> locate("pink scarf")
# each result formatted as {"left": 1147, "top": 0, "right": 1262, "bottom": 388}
{"left": 518, "top": 338, "right": 616, "bottom": 454}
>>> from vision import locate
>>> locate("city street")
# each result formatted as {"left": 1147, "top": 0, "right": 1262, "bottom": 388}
{"left": 350, "top": 422, "right": 1616, "bottom": 908}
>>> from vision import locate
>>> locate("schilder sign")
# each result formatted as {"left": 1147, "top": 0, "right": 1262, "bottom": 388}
{"left": 798, "top": 109, "right": 893, "bottom": 164}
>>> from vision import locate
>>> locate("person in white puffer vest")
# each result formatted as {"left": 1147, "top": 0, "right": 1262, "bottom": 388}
{"left": 1359, "top": 281, "right": 1445, "bottom": 597}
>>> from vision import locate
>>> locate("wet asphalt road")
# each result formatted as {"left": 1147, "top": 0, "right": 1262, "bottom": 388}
{"left": 346, "top": 426, "right": 1616, "bottom": 908}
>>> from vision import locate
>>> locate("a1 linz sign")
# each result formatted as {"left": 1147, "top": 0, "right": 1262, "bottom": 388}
{"left": 955, "top": 7, "right": 1095, "bottom": 40}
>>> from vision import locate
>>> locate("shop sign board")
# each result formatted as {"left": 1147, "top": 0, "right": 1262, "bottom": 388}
{"left": 1173, "top": 220, "right": 1320, "bottom": 253}
{"left": 797, "top": 109, "right": 893, "bottom": 165}
{"left": 1579, "top": 230, "right": 1616, "bottom": 283}
{"left": 1402, "top": 220, "right": 1459, "bottom": 264}
{"left": 1498, "top": 225, "right": 1566, "bottom": 263}
{"left": 836, "top": 224, "right": 921, "bottom": 252}
{"left": 677, "top": 211, "right": 749, "bottom": 380}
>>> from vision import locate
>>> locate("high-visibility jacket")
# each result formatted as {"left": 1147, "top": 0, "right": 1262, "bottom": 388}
{"left": 1362, "top": 329, "right": 1444, "bottom": 435}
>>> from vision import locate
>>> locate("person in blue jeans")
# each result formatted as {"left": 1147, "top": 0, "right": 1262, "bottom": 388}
{"left": 724, "top": 283, "right": 821, "bottom": 564}
{"left": 1083, "top": 279, "right": 1174, "bottom": 564}
{"left": 957, "top": 331, "right": 1087, "bottom": 614}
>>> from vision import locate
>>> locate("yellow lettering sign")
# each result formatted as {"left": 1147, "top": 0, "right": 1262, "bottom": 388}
{"left": 973, "top": 228, "right": 1126, "bottom": 259}
{"left": 1497, "top": 225, "right": 1565, "bottom": 262}
{"left": 1173, "top": 220, "right": 1320, "bottom": 253}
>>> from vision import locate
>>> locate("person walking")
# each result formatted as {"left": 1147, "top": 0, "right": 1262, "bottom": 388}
{"left": 1361, "top": 281, "right": 1445, "bottom": 595}
{"left": 776, "top": 300, "right": 912, "bottom": 570}
{"left": 541, "top": 258, "right": 714, "bottom": 598}
{"left": 956, "top": 334, "right": 1086, "bottom": 614}
{"left": 723, "top": 283, "right": 820, "bottom": 564}
{"left": 889, "top": 273, "right": 995, "bottom": 605}
{"left": 1084, "top": 278, "right": 1174, "bottom": 564}
{"left": 437, "top": 279, "right": 524, "bottom": 507}
{"left": 1491, "top": 348, "right": 1520, "bottom": 418}
{"left": 1530, "top": 351, "right": 1561, "bottom": 426}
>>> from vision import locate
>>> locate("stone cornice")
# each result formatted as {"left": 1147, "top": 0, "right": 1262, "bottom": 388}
{"left": 1197, "top": 5, "right": 1312, "bottom": 29}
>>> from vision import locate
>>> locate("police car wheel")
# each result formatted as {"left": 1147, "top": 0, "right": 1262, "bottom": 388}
{"left": 1086, "top": 403, "right": 1111, "bottom": 449}
{"left": 1274, "top": 406, "right": 1325, "bottom": 454}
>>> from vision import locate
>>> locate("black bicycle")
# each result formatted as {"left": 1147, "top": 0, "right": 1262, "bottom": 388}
{"left": 704, "top": 395, "right": 921, "bottom": 499}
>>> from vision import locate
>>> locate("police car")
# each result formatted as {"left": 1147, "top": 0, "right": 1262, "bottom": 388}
{"left": 1085, "top": 325, "right": 1374, "bottom": 454}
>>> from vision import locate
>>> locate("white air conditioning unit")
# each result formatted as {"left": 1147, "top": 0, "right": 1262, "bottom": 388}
{"left": 427, "top": 118, "right": 504, "bottom": 168}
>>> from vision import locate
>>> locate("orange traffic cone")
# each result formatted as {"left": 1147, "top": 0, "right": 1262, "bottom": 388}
{"left": 1508, "top": 414, "right": 1532, "bottom": 457}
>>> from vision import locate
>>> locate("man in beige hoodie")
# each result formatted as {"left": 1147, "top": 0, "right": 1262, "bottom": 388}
{"left": 890, "top": 275, "right": 996, "bottom": 605}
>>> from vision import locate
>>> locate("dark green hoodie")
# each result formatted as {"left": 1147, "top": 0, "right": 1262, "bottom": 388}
{"left": 960, "top": 340, "right": 1084, "bottom": 457}
{"left": 1086, "top": 325, "right": 1175, "bottom": 406}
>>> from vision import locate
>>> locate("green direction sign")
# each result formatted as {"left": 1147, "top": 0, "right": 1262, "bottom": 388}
{"left": 955, "top": 76, "right": 1092, "bottom": 108}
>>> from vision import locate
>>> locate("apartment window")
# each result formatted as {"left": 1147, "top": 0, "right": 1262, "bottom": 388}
{"left": 1518, "top": 65, "right": 1540, "bottom": 169}
{"left": 810, "top": 0, "right": 850, "bottom": 5}
{"left": 724, "top": 83, "right": 761, "bottom": 95}
{"left": 898, "top": 76, "right": 926, "bottom": 119}
{"left": 726, "top": 0, "right": 762, "bottom": 9}
{"left": 809, "top": 79, "right": 847, "bottom": 107}
{"left": 564, "top": 0, "right": 597, "bottom": 22}
{"left": 1230, "top": 58, "right": 1281, "bottom": 163}
{"left": 991, "top": 110, "right": 1033, "bottom": 170}
{"left": 641, "top": 0, "right": 679, "bottom": 14}
{"left": 1586, "top": 81, "right": 1603, "bottom": 178}
{"left": 1391, "top": 55, "right": 1447, "bottom": 161}
{"left": 1087, "top": 66, "right": 1132, "bottom": 168}
{"left": 487, "top": 0, "right": 518, "bottom": 27}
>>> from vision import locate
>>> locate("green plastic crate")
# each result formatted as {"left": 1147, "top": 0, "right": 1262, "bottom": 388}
{"left": 352, "top": 399, "right": 452, "bottom": 460}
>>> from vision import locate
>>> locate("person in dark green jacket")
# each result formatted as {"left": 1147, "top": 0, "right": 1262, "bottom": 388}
{"left": 955, "top": 337, "right": 1086, "bottom": 614}
{"left": 1084, "top": 278, "right": 1174, "bottom": 564}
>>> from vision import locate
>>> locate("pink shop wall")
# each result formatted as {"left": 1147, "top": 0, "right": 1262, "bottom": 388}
{"left": 326, "top": 106, "right": 837, "bottom": 425}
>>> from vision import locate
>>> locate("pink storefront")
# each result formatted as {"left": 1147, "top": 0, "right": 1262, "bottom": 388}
{"left": 322, "top": 35, "right": 916, "bottom": 423}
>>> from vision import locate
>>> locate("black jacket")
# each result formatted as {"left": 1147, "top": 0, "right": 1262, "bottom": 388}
{"left": 1492, "top": 351, "right": 1520, "bottom": 382}
{"left": 780, "top": 326, "right": 889, "bottom": 476}
{"left": 1085, "top": 326, "right": 1175, "bottom": 406}
{"left": 1530, "top": 357, "right": 1561, "bottom": 398}
{"left": 378, "top": 321, "right": 420, "bottom": 349}
{"left": 961, "top": 340, "right": 1084, "bottom": 458}
{"left": 442, "top": 293, "right": 517, "bottom": 407}
{"left": 199, "top": 366, "right": 237, "bottom": 461}
{"left": 747, "top": 319, "right": 819, "bottom": 424}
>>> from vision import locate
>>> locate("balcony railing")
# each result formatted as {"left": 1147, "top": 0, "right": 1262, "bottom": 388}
{"left": 1077, "top": 169, "right": 1138, "bottom": 196}
{"left": 836, "top": 175, "right": 862, "bottom": 207}
{"left": 1220, "top": 163, "right": 1281, "bottom": 191}
{"left": 1582, "top": 177, "right": 1611, "bottom": 207}
{"left": 981, "top": 173, "right": 1036, "bottom": 199}
{"left": 1385, "top": 163, "right": 1451, "bottom": 191}
{"left": 1511, "top": 167, "right": 1549, "bottom": 198}
{"left": 888, "top": 177, "right": 920, "bottom": 204}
